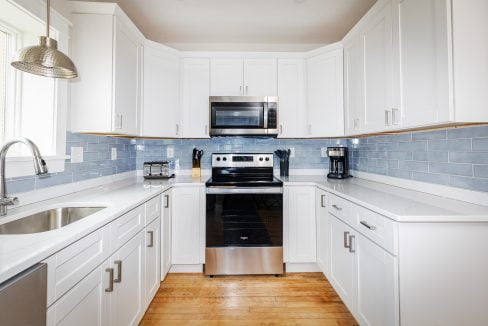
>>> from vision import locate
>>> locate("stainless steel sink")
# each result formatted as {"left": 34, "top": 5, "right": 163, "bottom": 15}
{"left": 0, "top": 207, "right": 106, "bottom": 235}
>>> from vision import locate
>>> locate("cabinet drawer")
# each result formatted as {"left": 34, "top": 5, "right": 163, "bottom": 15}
{"left": 46, "top": 227, "right": 110, "bottom": 306}
{"left": 110, "top": 205, "right": 144, "bottom": 250}
{"left": 353, "top": 205, "right": 398, "bottom": 255}
{"left": 145, "top": 195, "right": 161, "bottom": 225}
{"left": 328, "top": 194, "right": 352, "bottom": 223}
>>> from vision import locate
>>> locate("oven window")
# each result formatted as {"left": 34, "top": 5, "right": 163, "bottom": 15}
{"left": 211, "top": 102, "right": 264, "bottom": 128}
{"left": 206, "top": 194, "right": 283, "bottom": 247}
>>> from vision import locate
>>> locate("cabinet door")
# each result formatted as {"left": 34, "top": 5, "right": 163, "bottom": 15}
{"left": 171, "top": 187, "right": 202, "bottom": 264}
{"left": 393, "top": 0, "right": 452, "bottom": 128}
{"left": 277, "top": 59, "right": 306, "bottom": 138}
{"left": 244, "top": 59, "right": 278, "bottom": 96}
{"left": 316, "top": 188, "right": 329, "bottom": 276}
{"left": 355, "top": 233, "right": 399, "bottom": 326}
{"left": 306, "top": 49, "right": 344, "bottom": 137}
{"left": 328, "top": 215, "right": 355, "bottom": 310}
{"left": 181, "top": 58, "right": 211, "bottom": 138}
{"left": 47, "top": 261, "right": 111, "bottom": 326}
{"left": 113, "top": 18, "right": 141, "bottom": 135}
{"left": 344, "top": 35, "right": 365, "bottom": 136}
{"left": 210, "top": 58, "right": 244, "bottom": 96}
{"left": 145, "top": 217, "right": 161, "bottom": 308}
{"left": 361, "top": 1, "right": 395, "bottom": 133}
{"left": 142, "top": 43, "right": 180, "bottom": 137}
{"left": 161, "top": 191, "right": 172, "bottom": 279}
{"left": 111, "top": 232, "right": 145, "bottom": 326}
{"left": 284, "top": 186, "right": 316, "bottom": 263}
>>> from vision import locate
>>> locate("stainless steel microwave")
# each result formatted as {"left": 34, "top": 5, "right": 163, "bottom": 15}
{"left": 209, "top": 96, "right": 278, "bottom": 137}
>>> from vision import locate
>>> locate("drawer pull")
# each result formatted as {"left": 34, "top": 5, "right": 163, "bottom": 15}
{"left": 164, "top": 195, "right": 169, "bottom": 208}
{"left": 105, "top": 268, "right": 114, "bottom": 292}
{"left": 360, "top": 221, "right": 377, "bottom": 231}
{"left": 343, "top": 231, "right": 350, "bottom": 249}
{"left": 147, "top": 231, "right": 154, "bottom": 248}
{"left": 332, "top": 204, "right": 342, "bottom": 211}
{"left": 321, "top": 194, "right": 326, "bottom": 208}
{"left": 114, "top": 260, "right": 122, "bottom": 283}
{"left": 348, "top": 235, "right": 356, "bottom": 253}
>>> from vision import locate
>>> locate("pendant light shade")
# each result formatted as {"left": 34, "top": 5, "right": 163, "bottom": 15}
{"left": 10, "top": 0, "right": 78, "bottom": 79}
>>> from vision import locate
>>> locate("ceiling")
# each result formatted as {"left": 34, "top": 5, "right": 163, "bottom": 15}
{"left": 77, "top": 0, "right": 377, "bottom": 51}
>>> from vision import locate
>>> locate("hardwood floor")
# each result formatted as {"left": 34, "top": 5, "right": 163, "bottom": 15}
{"left": 140, "top": 273, "right": 358, "bottom": 326}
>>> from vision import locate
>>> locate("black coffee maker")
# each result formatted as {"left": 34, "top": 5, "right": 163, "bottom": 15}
{"left": 327, "top": 147, "right": 351, "bottom": 179}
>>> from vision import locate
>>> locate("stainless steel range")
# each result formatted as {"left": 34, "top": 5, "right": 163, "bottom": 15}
{"left": 205, "top": 153, "right": 284, "bottom": 276}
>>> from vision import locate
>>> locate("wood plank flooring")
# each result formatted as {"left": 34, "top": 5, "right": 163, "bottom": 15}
{"left": 140, "top": 273, "right": 358, "bottom": 326}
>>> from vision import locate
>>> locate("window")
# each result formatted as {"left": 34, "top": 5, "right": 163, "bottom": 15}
{"left": 0, "top": 0, "right": 70, "bottom": 178}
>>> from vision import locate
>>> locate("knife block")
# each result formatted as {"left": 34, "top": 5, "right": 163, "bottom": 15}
{"left": 192, "top": 167, "right": 201, "bottom": 178}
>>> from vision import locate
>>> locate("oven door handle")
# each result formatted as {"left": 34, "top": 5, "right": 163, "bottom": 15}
{"left": 206, "top": 187, "right": 283, "bottom": 194}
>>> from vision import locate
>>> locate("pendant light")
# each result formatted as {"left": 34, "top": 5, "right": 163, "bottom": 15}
{"left": 11, "top": 0, "right": 78, "bottom": 79}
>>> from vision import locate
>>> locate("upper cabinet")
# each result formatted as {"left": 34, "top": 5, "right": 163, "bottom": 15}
{"left": 141, "top": 41, "right": 180, "bottom": 138}
{"left": 306, "top": 46, "right": 344, "bottom": 138}
{"left": 344, "top": 35, "right": 365, "bottom": 135}
{"left": 70, "top": 2, "right": 144, "bottom": 135}
{"left": 210, "top": 58, "right": 277, "bottom": 96}
{"left": 180, "top": 58, "right": 211, "bottom": 138}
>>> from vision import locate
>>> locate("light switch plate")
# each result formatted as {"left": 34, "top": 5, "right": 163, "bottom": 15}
{"left": 289, "top": 148, "right": 295, "bottom": 158}
{"left": 111, "top": 148, "right": 117, "bottom": 160}
{"left": 167, "top": 146, "right": 174, "bottom": 158}
{"left": 321, "top": 147, "right": 328, "bottom": 157}
{"left": 71, "top": 147, "right": 84, "bottom": 163}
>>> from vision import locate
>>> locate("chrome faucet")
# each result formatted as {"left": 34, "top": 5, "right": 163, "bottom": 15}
{"left": 0, "top": 138, "right": 48, "bottom": 216}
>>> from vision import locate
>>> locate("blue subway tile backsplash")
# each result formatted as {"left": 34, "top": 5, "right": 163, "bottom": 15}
{"left": 6, "top": 125, "right": 488, "bottom": 194}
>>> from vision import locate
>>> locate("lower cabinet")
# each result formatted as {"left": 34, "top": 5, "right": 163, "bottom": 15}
{"left": 171, "top": 186, "right": 205, "bottom": 265}
{"left": 284, "top": 186, "right": 317, "bottom": 263}
{"left": 161, "top": 190, "right": 172, "bottom": 280}
{"left": 144, "top": 217, "right": 161, "bottom": 308}
{"left": 315, "top": 188, "right": 329, "bottom": 275}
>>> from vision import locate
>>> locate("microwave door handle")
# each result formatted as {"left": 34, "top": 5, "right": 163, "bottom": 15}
{"left": 263, "top": 103, "right": 268, "bottom": 129}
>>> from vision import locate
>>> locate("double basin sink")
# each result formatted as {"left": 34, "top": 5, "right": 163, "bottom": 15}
{"left": 0, "top": 206, "right": 106, "bottom": 235}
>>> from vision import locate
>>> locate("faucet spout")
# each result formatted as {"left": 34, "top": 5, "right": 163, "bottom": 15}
{"left": 0, "top": 138, "right": 49, "bottom": 216}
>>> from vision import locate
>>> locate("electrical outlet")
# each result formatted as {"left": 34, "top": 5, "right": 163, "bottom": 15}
{"left": 70, "top": 147, "right": 84, "bottom": 163}
{"left": 111, "top": 147, "right": 117, "bottom": 160}
{"left": 289, "top": 148, "right": 295, "bottom": 158}
{"left": 321, "top": 147, "right": 328, "bottom": 157}
{"left": 167, "top": 146, "right": 174, "bottom": 158}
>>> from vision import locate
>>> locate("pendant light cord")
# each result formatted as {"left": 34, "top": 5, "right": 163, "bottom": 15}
{"left": 46, "top": 0, "right": 50, "bottom": 38}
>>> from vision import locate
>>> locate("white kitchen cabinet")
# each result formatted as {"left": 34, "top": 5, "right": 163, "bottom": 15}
{"left": 344, "top": 35, "right": 365, "bottom": 136}
{"left": 70, "top": 3, "right": 144, "bottom": 135}
{"left": 210, "top": 58, "right": 244, "bottom": 96}
{"left": 328, "top": 215, "right": 355, "bottom": 310}
{"left": 355, "top": 232, "right": 398, "bottom": 326}
{"left": 144, "top": 217, "right": 161, "bottom": 308}
{"left": 110, "top": 231, "right": 145, "bottom": 326}
{"left": 306, "top": 47, "right": 344, "bottom": 137}
{"left": 171, "top": 186, "right": 205, "bottom": 265}
{"left": 161, "top": 191, "right": 172, "bottom": 280}
{"left": 142, "top": 40, "right": 180, "bottom": 137}
{"left": 284, "top": 186, "right": 316, "bottom": 263}
{"left": 315, "top": 188, "right": 328, "bottom": 276}
{"left": 244, "top": 59, "right": 277, "bottom": 96}
{"left": 277, "top": 59, "right": 306, "bottom": 138}
{"left": 361, "top": 1, "right": 396, "bottom": 132}
{"left": 47, "top": 260, "right": 111, "bottom": 326}
{"left": 180, "top": 58, "right": 211, "bottom": 138}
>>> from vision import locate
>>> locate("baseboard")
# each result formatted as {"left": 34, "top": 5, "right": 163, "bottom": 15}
{"left": 285, "top": 263, "right": 321, "bottom": 273}
{"left": 169, "top": 264, "right": 204, "bottom": 273}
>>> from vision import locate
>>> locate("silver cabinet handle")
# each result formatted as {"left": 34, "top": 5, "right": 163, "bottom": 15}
{"left": 114, "top": 260, "right": 122, "bottom": 283}
{"left": 343, "top": 231, "right": 350, "bottom": 249}
{"left": 332, "top": 204, "right": 342, "bottom": 211}
{"left": 354, "top": 118, "right": 360, "bottom": 130}
{"left": 392, "top": 108, "right": 399, "bottom": 125}
{"left": 385, "top": 110, "right": 390, "bottom": 126}
{"left": 360, "top": 221, "right": 377, "bottom": 231}
{"left": 147, "top": 230, "right": 154, "bottom": 248}
{"left": 321, "top": 194, "right": 326, "bottom": 208}
{"left": 105, "top": 268, "right": 114, "bottom": 292}
{"left": 205, "top": 125, "right": 208, "bottom": 135}
{"left": 164, "top": 194, "right": 169, "bottom": 208}
{"left": 348, "top": 235, "right": 356, "bottom": 253}
{"left": 308, "top": 124, "right": 312, "bottom": 135}
{"left": 279, "top": 124, "right": 283, "bottom": 135}
{"left": 176, "top": 124, "right": 179, "bottom": 136}
{"left": 240, "top": 85, "right": 242, "bottom": 95}
{"left": 245, "top": 85, "right": 248, "bottom": 95}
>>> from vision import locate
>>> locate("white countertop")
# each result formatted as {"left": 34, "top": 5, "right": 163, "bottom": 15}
{"left": 280, "top": 175, "right": 488, "bottom": 223}
{"left": 1, "top": 174, "right": 488, "bottom": 284}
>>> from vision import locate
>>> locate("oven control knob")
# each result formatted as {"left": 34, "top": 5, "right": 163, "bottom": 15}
{"left": 259, "top": 157, "right": 264, "bottom": 161}
{"left": 265, "top": 157, "right": 270, "bottom": 161}
{"left": 223, "top": 157, "right": 227, "bottom": 161}
{"left": 216, "top": 157, "right": 221, "bottom": 161}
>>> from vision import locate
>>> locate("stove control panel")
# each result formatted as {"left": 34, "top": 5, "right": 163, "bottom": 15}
{"left": 212, "top": 153, "right": 274, "bottom": 168}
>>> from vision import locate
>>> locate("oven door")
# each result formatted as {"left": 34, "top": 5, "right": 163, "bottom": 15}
{"left": 210, "top": 96, "right": 268, "bottom": 136}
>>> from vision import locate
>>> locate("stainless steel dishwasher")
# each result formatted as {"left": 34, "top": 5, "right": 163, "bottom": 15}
{"left": 0, "top": 263, "right": 47, "bottom": 326}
